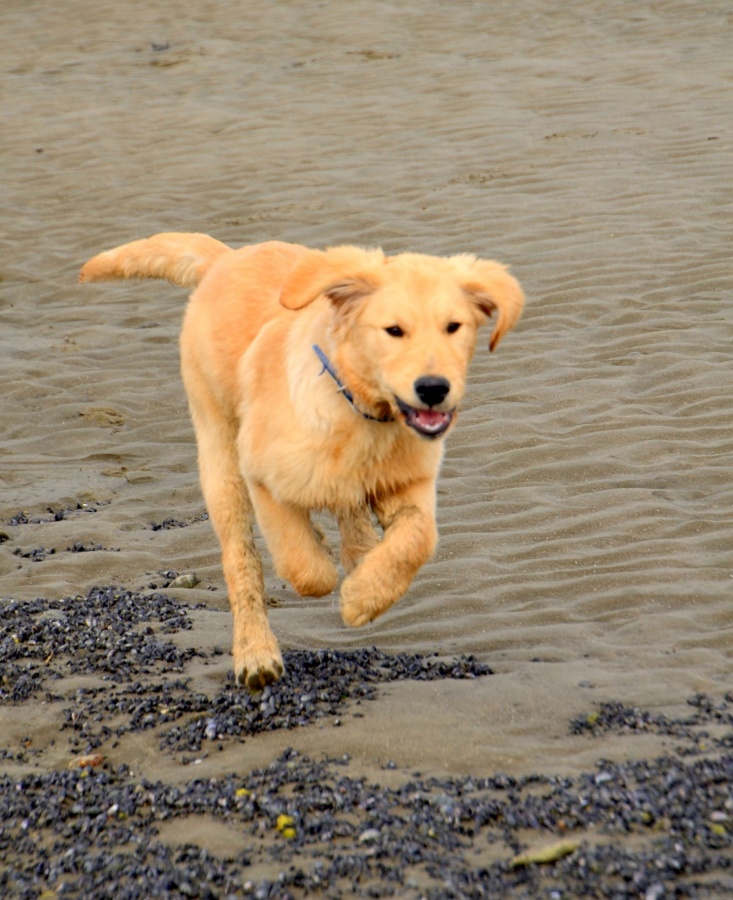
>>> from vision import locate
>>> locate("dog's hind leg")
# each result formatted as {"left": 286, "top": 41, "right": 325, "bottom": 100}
{"left": 337, "top": 506, "right": 380, "bottom": 574}
{"left": 247, "top": 482, "right": 339, "bottom": 597}
{"left": 182, "top": 365, "right": 283, "bottom": 691}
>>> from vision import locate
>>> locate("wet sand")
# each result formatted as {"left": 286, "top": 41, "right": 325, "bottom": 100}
{"left": 2, "top": 0, "right": 732, "bottom": 895}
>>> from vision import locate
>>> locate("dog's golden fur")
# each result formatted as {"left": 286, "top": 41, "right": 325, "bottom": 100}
{"left": 80, "top": 234, "right": 524, "bottom": 689}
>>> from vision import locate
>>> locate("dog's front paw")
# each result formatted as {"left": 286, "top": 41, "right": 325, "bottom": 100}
{"left": 232, "top": 643, "right": 284, "bottom": 692}
{"left": 340, "top": 601, "right": 374, "bottom": 628}
{"left": 340, "top": 574, "right": 384, "bottom": 628}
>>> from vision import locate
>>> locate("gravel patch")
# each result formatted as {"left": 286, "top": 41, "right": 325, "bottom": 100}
{"left": 1, "top": 735, "right": 733, "bottom": 899}
{"left": 1, "top": 589, "right": 732, "bottom": 898}
{"left": 0, "top": 587, "right": 200, "bottom": 703}
{"left": 1, "top": 587, "right": 492, "bottom": 759}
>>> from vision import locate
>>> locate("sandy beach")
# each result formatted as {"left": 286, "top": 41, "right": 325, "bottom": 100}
{"left": 2, "top": 0, "right": 732, "bottom": 896}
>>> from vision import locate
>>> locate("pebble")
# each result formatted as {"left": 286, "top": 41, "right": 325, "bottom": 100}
{"left": 170, "top": 573, "right": 200, "bottom": 589}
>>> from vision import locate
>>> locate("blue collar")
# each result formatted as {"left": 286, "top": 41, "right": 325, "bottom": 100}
{"left": 313, "top": 344, "right": 393, "bottom": 422}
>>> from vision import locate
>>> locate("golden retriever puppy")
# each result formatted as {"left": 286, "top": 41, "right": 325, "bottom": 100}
{"left": 80, "top": 235, "right": 523, "bottom": 690}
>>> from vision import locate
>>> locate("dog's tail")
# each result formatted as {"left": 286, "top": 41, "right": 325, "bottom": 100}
{"left": 79, "top": 232, "right": 231, "bottom": 288}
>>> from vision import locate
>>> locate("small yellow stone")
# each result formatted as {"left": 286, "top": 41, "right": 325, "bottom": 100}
{"left": 276, "top": 814, "right": 295, "bottom": 833}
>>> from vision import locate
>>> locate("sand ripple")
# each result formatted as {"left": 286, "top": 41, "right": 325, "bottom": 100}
{"left": 1, "top": 0, "right": 732, "bottom": 780}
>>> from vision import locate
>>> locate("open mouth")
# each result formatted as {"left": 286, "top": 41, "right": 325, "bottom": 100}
{"left": 395, "top": 398, "right": 454, "bottom": 438}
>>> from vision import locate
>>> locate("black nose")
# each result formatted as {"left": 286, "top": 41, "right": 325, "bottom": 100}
{"left": 414, "top": 376, "right": 450, "bottom": 407}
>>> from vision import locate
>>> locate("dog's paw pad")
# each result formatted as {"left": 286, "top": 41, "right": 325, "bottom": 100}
{"left": 244, "top": 664, "right": 282, "bottom": 692}
{"left": 233, "top": 652, "right": 284, "bottom": 692}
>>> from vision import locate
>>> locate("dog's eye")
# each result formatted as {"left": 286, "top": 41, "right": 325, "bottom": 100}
{"left": 446, "top": 322, "right": 462, "bottom": 334}
{"left": 384, "top": 325, "right": 405, "bottom": 338}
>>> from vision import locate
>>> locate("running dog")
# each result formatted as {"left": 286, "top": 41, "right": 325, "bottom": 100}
{"left": 80, "top": 234, "right": 524, "bottom": 690}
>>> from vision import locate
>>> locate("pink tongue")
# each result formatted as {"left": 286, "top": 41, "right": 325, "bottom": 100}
{"left": 410, "top": 409, "right": 450, "bottom": 433}
{"left": 414, "top": 409, "right": 448, "bottom": 427}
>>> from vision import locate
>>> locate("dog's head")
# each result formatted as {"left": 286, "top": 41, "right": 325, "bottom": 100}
{"left": 280, "top": 246, "right": 524, "bottom": 438}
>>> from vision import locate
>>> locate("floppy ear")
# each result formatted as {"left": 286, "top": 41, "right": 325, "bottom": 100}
{"left": 280, "top": 246, "right": 384, "bottom": 310}
{"left": 454, "top": 256, "right": 525, "bottom": 351}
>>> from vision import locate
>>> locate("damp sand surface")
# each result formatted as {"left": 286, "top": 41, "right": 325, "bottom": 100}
{"left": 1, "top": 0, "right": 732, "bottom": 896}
